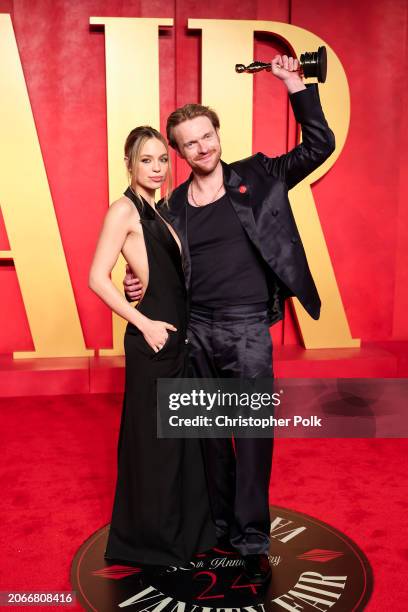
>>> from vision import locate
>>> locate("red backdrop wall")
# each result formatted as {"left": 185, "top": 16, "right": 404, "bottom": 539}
{"left": 0, "top": 0, "right": 407, "bottom": 354}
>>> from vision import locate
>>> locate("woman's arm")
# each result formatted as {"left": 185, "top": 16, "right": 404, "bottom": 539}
{"left": 89, "top": 199, "right": 148, "bottom": 327}
{"left": 89, "top": 199, "right": 176, "bottom": 351}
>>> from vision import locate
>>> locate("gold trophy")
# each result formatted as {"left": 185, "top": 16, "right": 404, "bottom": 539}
{"left": 235, "top": 46, "right": 327, "bottom": 83}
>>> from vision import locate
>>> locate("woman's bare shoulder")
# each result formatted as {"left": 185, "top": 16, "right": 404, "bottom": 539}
{"left": 108, "top": 195, "right": 140, "bottom": 220}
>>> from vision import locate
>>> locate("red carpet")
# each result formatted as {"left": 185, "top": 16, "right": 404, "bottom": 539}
{"left": 1, "top": 393, "right": 406, "bottom": 610}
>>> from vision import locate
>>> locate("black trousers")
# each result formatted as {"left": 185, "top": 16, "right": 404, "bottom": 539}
{"left": 187, "top": 303, "right": 274, "bottom": 555}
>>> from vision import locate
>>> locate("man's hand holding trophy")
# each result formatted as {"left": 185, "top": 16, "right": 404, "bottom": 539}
{"left": 235, "top": 45, "right": 327, "bottom": 83}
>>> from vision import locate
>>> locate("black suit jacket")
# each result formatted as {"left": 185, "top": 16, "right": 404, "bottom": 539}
{"left": 159, "top": 83, "right": 335, "bottom": 325}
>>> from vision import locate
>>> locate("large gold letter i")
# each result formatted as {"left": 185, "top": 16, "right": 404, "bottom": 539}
{"left": 90, "top": 17, "right": 173, "bottom": 356}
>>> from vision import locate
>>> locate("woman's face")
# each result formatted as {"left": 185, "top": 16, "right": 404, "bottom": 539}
{"left": 133, "top": 137, "right": 169, "bottom": 194}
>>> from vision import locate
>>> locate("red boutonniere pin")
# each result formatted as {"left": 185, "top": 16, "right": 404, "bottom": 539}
{"left": 239, "top": 185, "right": 247, "bottom": 193}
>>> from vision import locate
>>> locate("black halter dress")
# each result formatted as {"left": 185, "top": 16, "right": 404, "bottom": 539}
{"left": 104, "top": 188, "right": 216, "bottom": 565}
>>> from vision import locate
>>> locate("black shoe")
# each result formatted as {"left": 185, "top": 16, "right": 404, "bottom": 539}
{"left": 243, "top": 554, "right": 271, "bottom": 585}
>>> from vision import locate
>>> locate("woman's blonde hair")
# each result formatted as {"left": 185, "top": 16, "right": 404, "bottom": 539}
{"left": 124, "top": 126, "right": 172, "bottom": 206}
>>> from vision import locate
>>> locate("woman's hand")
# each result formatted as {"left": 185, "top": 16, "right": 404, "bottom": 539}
{"left": 140, "top": 319, "right": 177, "bottom": 353}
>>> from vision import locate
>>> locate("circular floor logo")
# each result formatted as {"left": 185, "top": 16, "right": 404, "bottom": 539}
{"left": 71, "top": 506, "right": 372, "bottom": 611}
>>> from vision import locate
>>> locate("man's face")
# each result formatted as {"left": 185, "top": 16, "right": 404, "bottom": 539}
{"left": 172, "top": 116, "right": 221, "bottom": 175}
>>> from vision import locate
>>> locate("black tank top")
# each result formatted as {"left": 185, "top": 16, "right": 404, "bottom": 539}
{"left": 186, "top": 193, "right": 269, "bottom": 308}
{"left": 124, "top": 187, "right": 187, "bottom": 337}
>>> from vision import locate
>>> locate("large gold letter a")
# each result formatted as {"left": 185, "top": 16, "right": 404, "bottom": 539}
{"left": 0, "top": 14, "right": 92, "bottom": 358}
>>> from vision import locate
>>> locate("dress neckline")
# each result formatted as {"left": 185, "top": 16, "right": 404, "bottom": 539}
{"left": 124, "top": 187, "right": 156, "bottom": 220}
{"left": 124, "top": 187, "right": 182, "bottom": 257}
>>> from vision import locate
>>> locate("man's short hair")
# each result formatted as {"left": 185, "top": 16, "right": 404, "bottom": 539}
{"left": 166, "top": 104, "right": 220, "bottom": 150}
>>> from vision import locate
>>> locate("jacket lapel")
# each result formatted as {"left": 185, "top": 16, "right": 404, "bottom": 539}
{"left": 221, "top": 160, "right": 262, "bottom": 253}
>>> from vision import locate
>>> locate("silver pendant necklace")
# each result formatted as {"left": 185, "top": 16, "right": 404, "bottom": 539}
{"left": 189, "top": 180, "right": 224, "bottom": 207}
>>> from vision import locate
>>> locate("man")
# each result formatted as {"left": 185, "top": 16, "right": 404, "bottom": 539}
{"left": 124, "top": 54, "right": 335, "bottom": 584}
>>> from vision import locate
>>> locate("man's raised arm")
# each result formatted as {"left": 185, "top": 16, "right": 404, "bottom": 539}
{"left": 257, "top": 54, "right": 335, "bottom": 189}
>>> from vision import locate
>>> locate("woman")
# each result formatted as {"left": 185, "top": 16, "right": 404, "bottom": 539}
{"left": 89, "top": 126, "right": 216, "bottom": 566}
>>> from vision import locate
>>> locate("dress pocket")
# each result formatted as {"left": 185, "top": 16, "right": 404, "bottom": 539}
{"left": 125, "top": 323, "right": 177, "bottom": 359}
{"left": 125, "top": 324, "right": 156, "bottom": 357}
